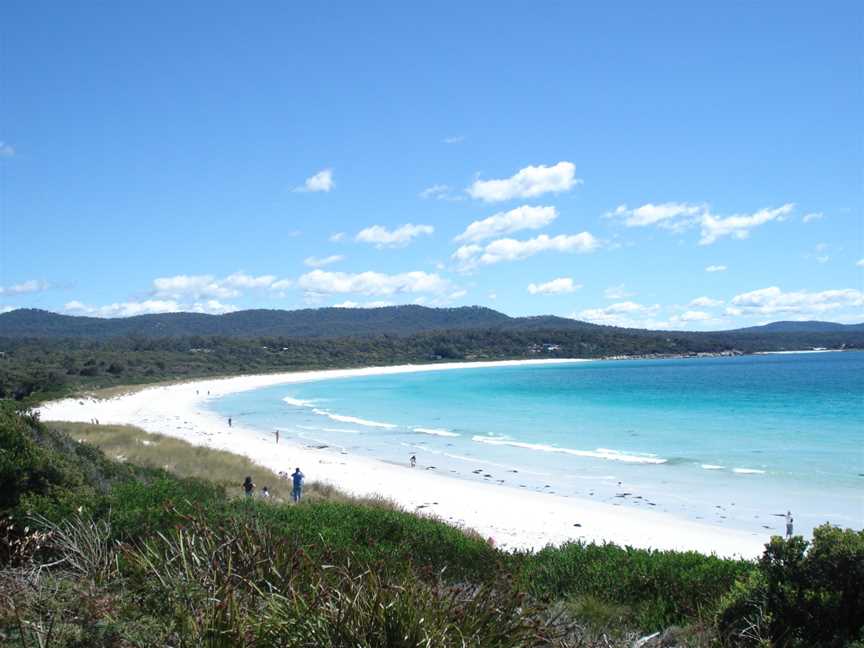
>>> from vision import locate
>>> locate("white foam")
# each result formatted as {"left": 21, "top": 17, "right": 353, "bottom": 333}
{"left": 733, "top": 468, "right": 766, "bottom": 475}
{"left": 283, "top": 396, "right": 316, "bottom": 407}
{"left": 701, "top": 464, "right": 725, "bottom": 470}
{"left": 413, "top": 427, "right": 460, "bottom": 437}
{"left": 312, "top": 408, "right": 397, "bottom": 429}
{"left": 471, "top": 436, "right": 667, "bottom": 464}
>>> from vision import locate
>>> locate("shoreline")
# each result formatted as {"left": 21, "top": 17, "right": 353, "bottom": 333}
{"left": 38, "top": 358, "right": 767, "bottom": 559}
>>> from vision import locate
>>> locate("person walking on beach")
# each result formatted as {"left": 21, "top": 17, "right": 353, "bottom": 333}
{"left": 291, "top": 467, "right": 305, "bottom": 503}
{"left": 242, "top": 476, "right": 255, "bottom": 497}
{"left": 409, "top": 454, "right": 416, "bottom": 468}
{"left": 228, "top": 417, "right": 232, "bottom": 428}
{"left": 785, "top": 510, "right": 794, "bottom": 538}
{"left": 275, "top": 429, "right": 280, "bottom": 444}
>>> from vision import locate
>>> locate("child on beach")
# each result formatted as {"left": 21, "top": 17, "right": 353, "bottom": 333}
{"left": 292, "top": 468, "right": 305, "bottom": 503}
{"left": 242, "top": 476, "right": 255, "bottom": 497}
{"left": 410, "top": 454, "right": 416, "bottom": 468}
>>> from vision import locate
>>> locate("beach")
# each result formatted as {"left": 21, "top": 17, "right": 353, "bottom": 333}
{"left": 38, "top": 359, "right": 769, "bottom": 559}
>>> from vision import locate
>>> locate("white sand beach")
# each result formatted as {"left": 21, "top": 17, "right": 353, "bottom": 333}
{"left": 38, "top": 359, "right": 767, "bottom": 559}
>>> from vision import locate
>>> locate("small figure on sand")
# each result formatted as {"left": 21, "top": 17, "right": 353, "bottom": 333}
{"left": 409, "top": 454, "right": 416, "bottom": 468}
{"left": 275, "top": 429, "right": 280, "bottom": 444}
{"left": 261, "top": 486, "right": 271, "bottom": 498}
{"left": 785, "top": 510, "right": 794, "bottom": 538}
{"left": 292, "top": 467, "right": 305, "bottom": 503}
{"left": 228, "top": 417, "right": 232, "bottom": 428}
{"left": 242, "top": 476, "right": 255, "bottom": 497}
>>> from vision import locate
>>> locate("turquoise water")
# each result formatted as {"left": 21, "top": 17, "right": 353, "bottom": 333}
{"left": 211, "top": 352, "right": 864, "bottom": 537}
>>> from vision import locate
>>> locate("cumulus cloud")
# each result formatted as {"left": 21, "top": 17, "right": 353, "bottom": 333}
{"left": 676, "top": 310, "right": 712, "bottom": 322}
{"left": 64, "top": 298, "right": 237, "bottom": 318}
{"left": 528, "top": 277, "right": 580, "bottom": 295}
{"left": 355, "top": 223, "right": 434, "bottom": 248}
{"left": 0, "top": 142, "right": 14, "bottom": 157}
{"left": 329, "top": 232, "right": 346, "bottom": 242}
{"left": 857, "top": 259, "right": 864, "bottom": 268}
{"left": 0, "top": 279, "right": 51, "bottom": 295}
{"left": 608, "top": 202, "right": 794, "bottom": 245}
{"left": 152, "top": 273, "right": 289, "bottom": 299}
{"left": 294, "top": 168, "right": 334, "bottom": 193}
{"left": 575, "top": 301, "right": 662, "bottom": 328}
{"left": 467, "top": 161, "right": 580, "bottom": 202}
{"left": 333, "top": 300, "right": 395, "bottom": 309}
{"left": 699, "top": 204, "right": 794, "bottom": 245}
{"left": 604, "top": 284, "right": 635, "bottom": 300}
{"left": 690, "top": 296, "right": 723, "bottom": 308}
{"left": 728, "top": 286, "right": 864, "bottom": 317}
{"left": 298, "top": 269, "right": 451, "bottom": 297}
{"left": 304, "top": 255, "right": 344, "bottom": 268}
{"left": 454, "top": 205, "right": 557, "bottom": 243}
{"left": 705, "top": 265, "right": 727, "bottom": 273}
{"left": 453, "top": 232, "right": 598, "bottom": 269}
{"left": 443, "top": 135, "right": 465, "bottom": 144}
{"left": 802, "top": 212, "right": 824, "bottom": 223}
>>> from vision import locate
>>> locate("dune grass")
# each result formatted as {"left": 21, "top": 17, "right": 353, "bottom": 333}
{"left": 47, "top": 421, "right": 365, "bottom": 506}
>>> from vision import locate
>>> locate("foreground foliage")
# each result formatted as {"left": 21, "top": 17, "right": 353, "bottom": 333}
{"left": 1, "top": 403, "right": 862, "bottom": 647}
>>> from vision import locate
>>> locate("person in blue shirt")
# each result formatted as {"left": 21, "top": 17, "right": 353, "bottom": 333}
{"left": 291, "top": 467, "right": 305, "bottom": 503}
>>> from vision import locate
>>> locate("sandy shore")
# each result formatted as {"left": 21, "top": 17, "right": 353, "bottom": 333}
{"left": 38, "top": 359, "right": 766, "bottom": 559}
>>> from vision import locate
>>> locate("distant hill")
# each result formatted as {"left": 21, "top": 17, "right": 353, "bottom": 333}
{"left": 0, "top": 306, "right": 861, "bottom": 341}
{"left": 729, "top": 320, "right": 864, "bottom": 333}
{"left": 0, "top": 306, "right": 601, "bottom": 339}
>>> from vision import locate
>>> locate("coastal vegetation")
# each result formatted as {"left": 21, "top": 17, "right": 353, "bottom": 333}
{"left": 2, "top": 404, "right": 862, "bottom": 647}
{"left": 3, "top": 321, "right": 864, "bottom": 403}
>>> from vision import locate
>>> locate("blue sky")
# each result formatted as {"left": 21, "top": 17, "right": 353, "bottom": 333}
{"left": 1, "top": 1, "right": 862, "bottom": 328}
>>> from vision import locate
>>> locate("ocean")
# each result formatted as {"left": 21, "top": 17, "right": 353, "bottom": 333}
{"left": 210, "top": 352, "right": 864, "bottom": 537}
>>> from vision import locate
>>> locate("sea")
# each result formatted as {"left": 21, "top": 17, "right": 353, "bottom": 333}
{"left": 210, "top": 352, "right": 864, "bottom": 537}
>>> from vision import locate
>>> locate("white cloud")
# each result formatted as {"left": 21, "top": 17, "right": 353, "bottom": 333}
{"left": 576, "top": 301, "right": 662, "bottom": 328}
{"left": 699, "top": 204, "right": 794, "bottom": 245}
{"left": 298, "top": 269, "right": 451, "bottom": 297}
{"left": 0, "top": 142, "right": 14, "bottom": 157}
{"left": 443, "top": 135, "right": 465, "bottom": 144}
{"left": 690, "top": 296, "right": 723, "bottom": 308}
{"left": 676, "top": 310, "right": 712, "bottom": 322}
{"left": 467, "top": 161, "right": 580, "bottom": 202}
{"left": 152, "top": 273, "right": 289, "bottom": 299}
{"left": 705, "top": 265, "right": 727, "bottom": 272}
{"left": 802, "top": 212, "right": 824, "bottom": 223}
{"left": 64, "top": 298, "right": 238, "bottom": 318}
{"left": 304, "top": 255, "right": 344, "bottom": 268}
{"left": 153, "top": 275, "right": 239, "bottom": 299}
{"left": 609, "top": 202, "right": 795, "bottom": 245}
{"left": 604, "top": 284, "right": 635, "bottom": 300}
{"left": 0, "top": 305, "right": 16, "bottom": 314}
{"left": 449, "top": 289, "right": 468, "bottom": 299}
{"left": 419, "top": 184, "right": 453, "bottom": 200}
{"left": 607, "top": 202, "right": 704, "bottom": 230}
{"left": 356, "top": 223, "right": 434, "bottom": 248}
{"left": 455, "top": 205, "right": 557, "bottom": 243}
{"left": 729, "top": 286, "right": 864, "bottom": 316}
{"left": 294, "top": 168, "right": 334, "bottom": 193}
{"left": 333, "top": 300, "right": 395, "bottom": 308}
{"left": 223, "top": 272, "right": 277, "bottom": 289}
{"left": 528, "top": 277, "right": 581, "bottom": 295}
{"left": 0, "top": 279, "right": 51, "bottom": 295}
{"left": 857, "top": 259, "right": 864, "bottom": 268}
{"left": 329, "top": 232, "right": 346, "bottom": 242}
{"left": 454, "top": 232, "right": 599, "bottom": 269}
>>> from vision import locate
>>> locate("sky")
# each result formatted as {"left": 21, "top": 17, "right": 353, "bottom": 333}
{"left": 1, "top": 1, "right": 862, "bottom": 329}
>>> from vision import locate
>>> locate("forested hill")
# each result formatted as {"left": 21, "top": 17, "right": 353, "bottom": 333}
{"left": 0, "top": 306, "right": 598, "bottom": 338}
{"left": 2, "top": 306, "right": 863, "bottom": 340}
